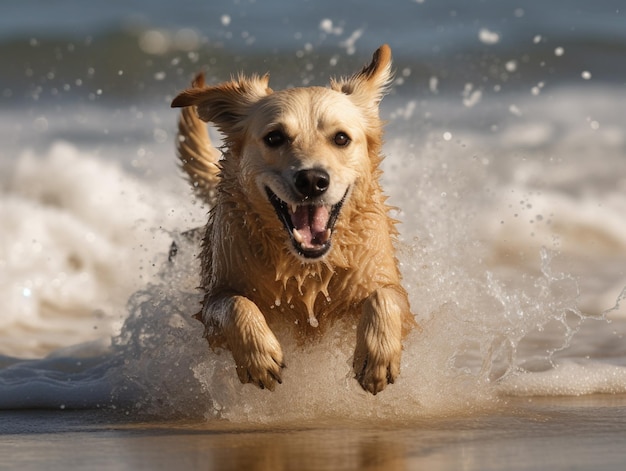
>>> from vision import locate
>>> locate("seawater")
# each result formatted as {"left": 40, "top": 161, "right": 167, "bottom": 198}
{"left": 1, "top": 0, "right": 625, "bottom": 423}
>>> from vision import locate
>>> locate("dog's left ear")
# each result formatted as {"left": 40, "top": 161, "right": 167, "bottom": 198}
{"left": 171, "top": 73, "right": 272, "bottom": 138}
{"left": 331, "top": 44, "right": 393, "bottom": 116}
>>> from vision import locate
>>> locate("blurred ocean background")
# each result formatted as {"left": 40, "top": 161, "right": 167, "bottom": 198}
{"left": 0, "top": 0, "right": 625, "bottom": 420}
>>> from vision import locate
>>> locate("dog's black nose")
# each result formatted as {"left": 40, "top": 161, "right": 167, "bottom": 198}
{"left": 294, "top": 169, "right": 330, "bottom": 199}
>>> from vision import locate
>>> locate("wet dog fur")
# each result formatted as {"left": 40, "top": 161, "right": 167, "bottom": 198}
{"left": 171, "top": 45, "right": 415, "bottom": 395}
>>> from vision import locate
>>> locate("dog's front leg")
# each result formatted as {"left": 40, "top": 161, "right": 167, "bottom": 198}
{"left": 205, "top": 295, "right": 285, "bottom": 390}
{"left": 353, "top": 286, "right": 407, "bottom": 395}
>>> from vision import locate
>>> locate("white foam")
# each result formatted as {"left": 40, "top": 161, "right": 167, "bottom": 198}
{"left": 0, "top": 142, "right": 204, "bottom": 357}
{"left": 499, "top": 360, "right": 626, "bottom": 396}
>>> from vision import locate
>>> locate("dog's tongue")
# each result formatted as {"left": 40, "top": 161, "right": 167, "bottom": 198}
{"left": 291, "top": 205, "right": 330, "bottom": 247}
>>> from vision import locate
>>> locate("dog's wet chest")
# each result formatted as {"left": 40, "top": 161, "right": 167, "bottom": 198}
{"left": 245, "top": 266, "right": 370, "bottom": 328}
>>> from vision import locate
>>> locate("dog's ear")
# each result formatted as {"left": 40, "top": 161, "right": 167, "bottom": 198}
{"left": 331, "top": 44, "right": 393, "bottom": 115}
{"left": 171, "top": 73, "right": 272, "bottom": 137}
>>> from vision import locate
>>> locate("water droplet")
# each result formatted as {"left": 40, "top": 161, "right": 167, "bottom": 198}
{"left": 505, "top": 60, "right": 517, "bottom": 72}
{"left": 478, "top": 28, "right": 500, "bottom": 45}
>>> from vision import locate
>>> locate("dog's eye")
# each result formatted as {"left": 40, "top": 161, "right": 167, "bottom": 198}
{"left": 333, "top": 132, "right": 351, "bottom": 147}
{"left": 264, "top": 130, "right": 286, "bottom": 148}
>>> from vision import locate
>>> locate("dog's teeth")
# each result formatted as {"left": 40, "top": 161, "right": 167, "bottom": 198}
{"left": 290, "top": 203, "right": 298, "bottom": 214}
{"left": 321, "top": 229, "right": 331, "bottom": 243}
{"left": 292, "top": 228, "right": 304, "bottom": 244}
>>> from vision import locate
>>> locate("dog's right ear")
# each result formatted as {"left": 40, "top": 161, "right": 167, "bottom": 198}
{"left": 171, "top": 73, "right": 272, "bottom": 137}
{"left": 331, "top": 44, "right": 393, "bottom": 118}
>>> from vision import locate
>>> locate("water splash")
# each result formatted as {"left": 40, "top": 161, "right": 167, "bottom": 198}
{"left": 105, "top": 226, "right": 596, "bottom": 422}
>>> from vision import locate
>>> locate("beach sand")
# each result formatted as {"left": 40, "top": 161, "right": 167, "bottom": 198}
{"left": 2, "top": 395, "right": 626, "bottom": 471}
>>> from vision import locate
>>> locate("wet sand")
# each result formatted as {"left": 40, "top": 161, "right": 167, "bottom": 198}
{"left": 2, "top": 395, "right": 626, "bottom": 471}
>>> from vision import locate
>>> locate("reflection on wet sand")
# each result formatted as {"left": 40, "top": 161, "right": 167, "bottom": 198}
{"left": 4, "top": 396, "right": 626, "bottom": 471}
{"left": 194, "top": 428, "right": 407, "bottom": 471}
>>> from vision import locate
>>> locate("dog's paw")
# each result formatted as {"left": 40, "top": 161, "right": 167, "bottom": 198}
{"left": 212, "top": 295, "right": 286, "bottom": 391}
{"left": 353, "top": 342, "right": 401, "bottom": 395}
{"left": 232, "top": 335, "right": 285, "bottom": 391}
{"left": 353, "top": 288, "right": 405, "bottom": 395}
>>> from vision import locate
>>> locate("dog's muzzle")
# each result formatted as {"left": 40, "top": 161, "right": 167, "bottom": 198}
{"left": 265, "top": 169, "right": 347, "bottom": 259}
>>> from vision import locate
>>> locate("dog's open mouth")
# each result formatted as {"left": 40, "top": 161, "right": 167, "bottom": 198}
{"left": 265, "top": 188, "right": 347, "bottom": 259}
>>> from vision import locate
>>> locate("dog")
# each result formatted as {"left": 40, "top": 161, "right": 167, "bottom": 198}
{"left": 171, "top": 44, "right": 415, "bottom": 395}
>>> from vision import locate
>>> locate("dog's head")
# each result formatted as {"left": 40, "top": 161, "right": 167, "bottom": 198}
{"left": 172, "top": 45, "right": 393, "bottom": 261}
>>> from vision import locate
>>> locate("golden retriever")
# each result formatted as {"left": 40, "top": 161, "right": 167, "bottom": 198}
{"left": 171, "top": 44, "right": 415, "bottom": 395}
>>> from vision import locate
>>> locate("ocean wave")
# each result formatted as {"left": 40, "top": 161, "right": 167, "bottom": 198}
{"left": 1, "top": 113, "right": 625, "bottom": 419}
